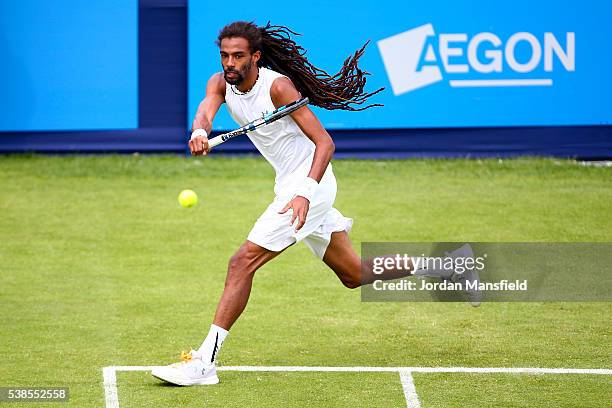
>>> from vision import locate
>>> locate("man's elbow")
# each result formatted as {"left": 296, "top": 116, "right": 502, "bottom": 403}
{"left": 314, "top": 136, "right": 335, "bottom": 158}
{"left": 325, "top": 139, "right": 335, "bottom": 157}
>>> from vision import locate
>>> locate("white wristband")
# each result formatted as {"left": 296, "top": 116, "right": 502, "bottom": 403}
{"left": 294, "top": 177, "right": 318, "bottom": 202}
{"left": 190, "top": 128, "right": 208, "bottom": 141}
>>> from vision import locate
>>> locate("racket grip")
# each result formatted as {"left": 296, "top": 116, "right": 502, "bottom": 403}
{"left": 208, "top": 135, "right": 224, "bottom": 149}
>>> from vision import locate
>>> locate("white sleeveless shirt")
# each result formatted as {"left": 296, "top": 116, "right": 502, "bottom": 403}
{"left": 224, "top": 67, "right": 318, "bottom": 196}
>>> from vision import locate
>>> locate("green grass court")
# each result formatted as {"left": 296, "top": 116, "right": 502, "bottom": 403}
{"left": 1, "top": 155, "right": 610, "bottom": 407}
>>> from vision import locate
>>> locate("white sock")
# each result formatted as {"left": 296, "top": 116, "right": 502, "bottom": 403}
{"left": 197, "top": 324, "right": 229, "bottom": 365}
{"left": 412, "top": 256, "right": 454, "bottom": 279}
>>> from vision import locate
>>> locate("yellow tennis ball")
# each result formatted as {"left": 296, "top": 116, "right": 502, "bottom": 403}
{"left": 178, "top": 189, "right": 198, "bottom": 208}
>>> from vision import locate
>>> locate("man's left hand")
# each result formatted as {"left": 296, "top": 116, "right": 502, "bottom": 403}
{"left": 279, "top": 196, "right": 310, "bottom": 232}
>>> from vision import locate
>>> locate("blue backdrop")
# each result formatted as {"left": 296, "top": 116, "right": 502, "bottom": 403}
{"left": 0, "top": 1, "right": 609, "bottom": 157}
{"left": 188, "top": 0, "right": 610, "bottom": 129}
{"left": 0, "top": 0, "right": 137, "bottom": 131}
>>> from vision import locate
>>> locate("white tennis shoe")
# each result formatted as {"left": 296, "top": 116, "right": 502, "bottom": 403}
{"left": 446, "top": 244, "right": 482, "bottom": 307}
{"left": 413, "top": 243, "right": 483, "bottom": 307}
{"left": 151, "top": 350, "right": 219, "bottom": 386}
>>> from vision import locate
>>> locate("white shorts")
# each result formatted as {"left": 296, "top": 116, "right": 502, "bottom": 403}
{"left": 247, "top": 167, "right": 353, "bottom": 259}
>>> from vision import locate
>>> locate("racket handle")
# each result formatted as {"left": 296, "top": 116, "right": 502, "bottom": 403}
{"left": 208, "top": 135, "right": 224, "bottom": 149}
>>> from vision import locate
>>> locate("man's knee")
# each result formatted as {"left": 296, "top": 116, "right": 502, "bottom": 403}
{"left": 226, "top": 246, "right": 257, "bottom": 283}
{"left": 338, "top": 258, "right": 362, "bottom": 289}
{"left": 341, "top": 276, "right": 361, "bottom": 289}
{"left": 337, "top": 263, "right": 362, "bottom": 289}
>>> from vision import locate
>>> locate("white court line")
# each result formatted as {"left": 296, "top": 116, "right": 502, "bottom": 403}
{"left": 102, "top": 366, "right": 119, "bottom": 408}
{"left": 102, "top": 365, "right": 612, "bottom": 408}
{"left": 217, "top": 366, "right": 612, "bottom": 374}
{"left": 399, "top": 370, "right": 421, "bottom": 408}
{"left": 106, "top": 365, "right": 612, "bottom": 374}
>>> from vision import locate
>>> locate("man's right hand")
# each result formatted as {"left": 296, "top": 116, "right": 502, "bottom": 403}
{"left": 189, "top": 134, "right": 210, "bottom": 156}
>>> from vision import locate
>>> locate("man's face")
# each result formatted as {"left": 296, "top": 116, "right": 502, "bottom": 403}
{"left": 220, "top": 37, "right": 260, "bottom": 85}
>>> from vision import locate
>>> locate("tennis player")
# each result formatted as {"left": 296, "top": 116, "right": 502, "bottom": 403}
{"left": 152, "top": 21, "right": 461, "bottom": 386}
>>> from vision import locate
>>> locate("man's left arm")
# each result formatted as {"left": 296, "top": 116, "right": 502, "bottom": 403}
{"left": 270, "top": 77, "right": 335, "bottom": 231}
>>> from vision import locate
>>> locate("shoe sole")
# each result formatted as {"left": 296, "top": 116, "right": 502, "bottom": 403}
{"left": 450, "top": 244, "right": 482, "bottom": 307}
{"left": 464, "top": 269, "right": 482, "bottom": 307}
{"left": 151, "top": 370, "right": 219, "bottom": 386}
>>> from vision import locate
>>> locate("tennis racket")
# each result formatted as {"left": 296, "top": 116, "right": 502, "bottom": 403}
{"left": 208, "top": 97, "right": 309, "bottom": 149}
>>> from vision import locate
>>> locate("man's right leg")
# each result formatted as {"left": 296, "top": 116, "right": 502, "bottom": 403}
{"left": 195, "top": 240, "right": 283, "bottom": 366}
{"left": 197, "top": 239, "right": 284, "bottom": 365}
{"left": 152, "top": 240, "right": 283, "bottom": 385}
{"left": 213, "top": 240, "right": 284, "bottom": 330}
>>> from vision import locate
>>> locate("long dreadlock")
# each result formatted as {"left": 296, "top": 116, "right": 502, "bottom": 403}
{"left": 216, "top": 21, "right": 384, "bottom": 111}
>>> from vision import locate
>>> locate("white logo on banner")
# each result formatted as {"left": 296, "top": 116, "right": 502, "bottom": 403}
{"left": 377, "top": 24, "right": 575, "bottom": 95}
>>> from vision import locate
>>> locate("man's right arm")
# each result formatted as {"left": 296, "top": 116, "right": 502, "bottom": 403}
{"left": 189, "top": 73, "right": 226, "bottom": 156}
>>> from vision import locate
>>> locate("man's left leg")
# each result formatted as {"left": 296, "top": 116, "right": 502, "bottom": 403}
{"left": 322, "top": 231, "right": 416, "bottom": 288}
{"left": 323, "top": 232, "right": 482, "bottom": 306}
